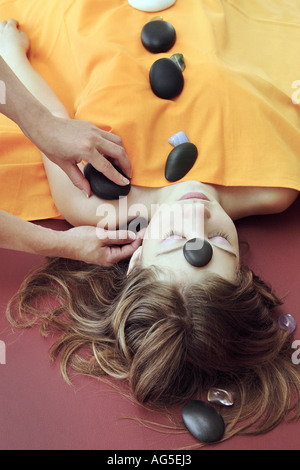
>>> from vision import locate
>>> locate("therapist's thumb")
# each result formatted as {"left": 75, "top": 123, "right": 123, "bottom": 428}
{"left": 62, "top": 162, "right": 91, "bottom": 198}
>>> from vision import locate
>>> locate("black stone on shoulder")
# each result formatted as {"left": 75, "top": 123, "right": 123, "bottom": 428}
{"left": 165, "top": 142, "right": 198, "bottom": 182}
{"left": 183, "top": 239, "right": 213, "bottom": 268}
{"left": 84, "top": 163, "right": 131, "bottom": 200}
{"left": 150, "top": 58, "right": 184, "bottom": 100}
{"left": 141, "top": 20, "right": 176, "bottom": 53}
{"left": 182, "top": 400, "right": 225, "bottom": 443}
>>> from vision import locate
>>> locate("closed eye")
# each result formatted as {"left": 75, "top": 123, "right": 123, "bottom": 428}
{"left": 208, "top": 231, "right": 231, "bottom": 248}
{"left": 161, "top": 230, "right": 186, "bottom": 244}
{"left": 209, "top": 235, "right": 231, "bottom": 248}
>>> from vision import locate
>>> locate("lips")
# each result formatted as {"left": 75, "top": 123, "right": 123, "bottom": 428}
{"left": 179, "top": 192, "right": 210, "bottom": 201}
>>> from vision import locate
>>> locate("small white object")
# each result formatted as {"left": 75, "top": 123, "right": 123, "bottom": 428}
{"left": 128, "top": 0, "right": 176, "bottom": 13}
{"left": 207, "top": 388, "right": 234, "bottom": 407}
{"left": 169, "top": 131, "right": 190, "bottom": 147}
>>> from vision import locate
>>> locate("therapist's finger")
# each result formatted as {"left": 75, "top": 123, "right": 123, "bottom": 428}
{"left": 97, "top": 229, "right": 137, "bottom": 242}
{"left": 103, "top": 234, "right": 143, "bottom": 265}
{"left": 93, "top": 131, "right": 132, "bottom": 179}
{"left": 87, "top": 149, "right": 131, "bottom": 187}
{"left": 105, "top": 244, "right": 138, "bottom": 264}
{"left": 60, "top": 161, "right": 92, "bottom": 197}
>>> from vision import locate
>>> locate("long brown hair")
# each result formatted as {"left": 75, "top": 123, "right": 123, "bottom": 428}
{"left": 6, "top": 257, "right": 300, "bottom": 444}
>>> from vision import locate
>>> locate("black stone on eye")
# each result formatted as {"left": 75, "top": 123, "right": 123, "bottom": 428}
{"left": 183, "top": 238, "right": 213, "bottom": 267}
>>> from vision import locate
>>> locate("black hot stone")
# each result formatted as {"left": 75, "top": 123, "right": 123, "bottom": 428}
{"left": 165, "top": 143, "right": 198, "bottom": 182}
{"left": 120, "top": 217, "right": 148, "bottom": 234}
{"left": 150, "top": 58, "right": 184, "bottom": 100}
{"left": 183, "top": 239, "right": 213, "bottom": 268}
{"left": 182, "top": 400, "right": 225, "bottom": 443}
{"left": 141, "top": 20, "right": 176, "bottom": 54}
{"left": 84, "top": 163, "right": 131, "bottom": 200}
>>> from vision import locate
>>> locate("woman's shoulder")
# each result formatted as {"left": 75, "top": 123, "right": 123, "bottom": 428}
{"left": 219, "top": 186, "right": 299, "bottom": 220}
{"left": 256, "top": 187, "right": 299, "bottom": 214}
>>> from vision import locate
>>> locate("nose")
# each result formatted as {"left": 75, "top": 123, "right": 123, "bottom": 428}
{"left": 181, "top": 201, "right": 211, "bottom": 217}
{"left": 203, "top": 204, "right": 211, "bottom": 219}
{"left": 180, "top": 202, "right": 211, "bottom": 239}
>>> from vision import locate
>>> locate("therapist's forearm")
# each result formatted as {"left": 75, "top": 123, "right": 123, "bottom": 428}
{"left": 0, "top": 209, "right": 65, "bottom": 257}
{"left": 0, "top": 55, "right": 54, "bottom": 139}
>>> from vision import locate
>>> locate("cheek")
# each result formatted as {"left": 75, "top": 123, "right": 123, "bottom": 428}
{"left": 142, "top": 211, "right": 172, "bottom": 243}
{"left": 220, "top": 216, "right": 239, "bottom": 243}
{"left": 140, "top": 238, "right": 157, "bottom": 266}
{"left": 143, "top": 214, "right": 162, "bottom": 240}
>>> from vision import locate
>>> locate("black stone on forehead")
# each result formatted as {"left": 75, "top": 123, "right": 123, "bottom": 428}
{"left": 183, "top": 238, "right": 213, "bottom": 267}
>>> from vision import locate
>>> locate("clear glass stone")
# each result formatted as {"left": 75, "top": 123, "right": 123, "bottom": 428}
{"left": 170, "top": 53, "right": 186, "bottom": 72}
{"left": 278, "top": 313, "right": 296, "bottom": 334}
{"left": 150, "top": 16, "right": 164, "bottom": 21}
{"left": 207, "top": 388, "right": 234, "bottom": 406}
{"left": 168, "top": 131, "right": 190, "bottom": 147}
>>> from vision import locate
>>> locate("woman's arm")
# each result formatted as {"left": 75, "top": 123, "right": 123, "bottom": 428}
{"left": 0, "top": 25, "right": 115, "bottom": 227}
{"left": 218, "top": 186, "right": 299, "bottom": 220}
{"left": 0, "top": 20, "right": 132, "bottom": 197}
{"left": 0, "top": 20, "right": 140, "bottom": 265}
{"left": 0, "top": 20, "right": 131, "bottom": 229}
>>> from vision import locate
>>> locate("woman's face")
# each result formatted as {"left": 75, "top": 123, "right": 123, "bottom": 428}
{"left": 128, "top": 182, "right": 240, "bottom": 284}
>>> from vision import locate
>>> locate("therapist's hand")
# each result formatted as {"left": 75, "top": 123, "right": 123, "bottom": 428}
{"left": 62, "top": 226, "right": 144, "bottom": 267}
{"left": 35, "top": 114, "right": 132, "bottom": 198}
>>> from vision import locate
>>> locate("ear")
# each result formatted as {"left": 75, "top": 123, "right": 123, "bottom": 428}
{"left": 127, "top": 246, "right": 142, "bottom": 275}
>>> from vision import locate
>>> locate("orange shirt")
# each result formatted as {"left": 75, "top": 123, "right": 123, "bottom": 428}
{"left": 1, "top": 0, "right": 300, "bottom": 221}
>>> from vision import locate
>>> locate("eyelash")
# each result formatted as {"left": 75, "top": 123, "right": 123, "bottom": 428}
{"left": 209, "top": 231, "right": 230, "bottom": 242}
{"left": 163, "top": 230, "right": 230, "bottom": 241}
{"left": 162, "top": 229, "right": 184, "bottom": 240}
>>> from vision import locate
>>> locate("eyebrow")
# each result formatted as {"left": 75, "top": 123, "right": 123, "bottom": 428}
{"left": 156, "top": 243, "right": 237, "bottom": 259}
